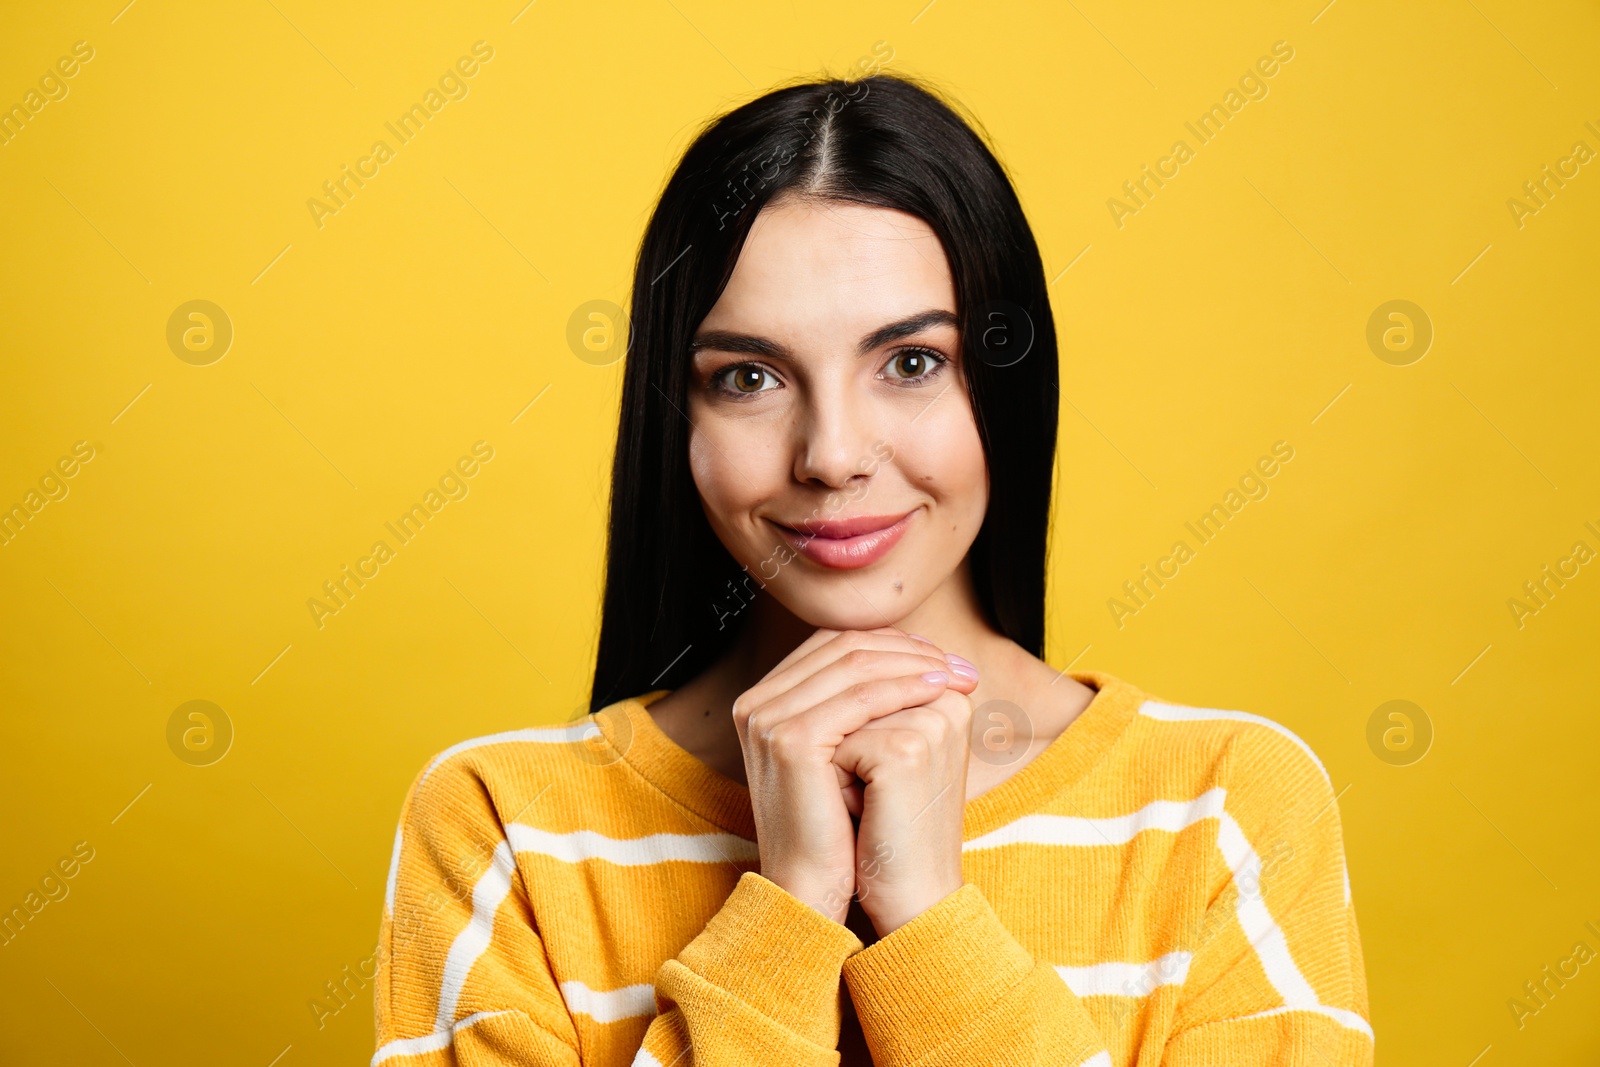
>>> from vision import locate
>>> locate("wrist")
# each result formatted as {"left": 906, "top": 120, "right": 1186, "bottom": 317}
{"left": 862, "top": 878, "right": 963, "bottom": 936}
{"left": 668, "top": 872, "right": 867, "bottom": 1051}
{"left": 765, "top": 867, "right": 856, "bottom": 924}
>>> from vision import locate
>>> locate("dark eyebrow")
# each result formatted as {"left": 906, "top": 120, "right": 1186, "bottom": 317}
{"left": 689, "top": 308, "right": 959, "bottom": 360}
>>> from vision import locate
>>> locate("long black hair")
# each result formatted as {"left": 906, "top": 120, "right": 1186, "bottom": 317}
{"left": 588, "top": 69, "right": 1059, "bottom": 712}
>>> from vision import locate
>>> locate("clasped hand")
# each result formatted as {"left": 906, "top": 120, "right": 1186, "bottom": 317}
{"left": 732, "top": 627, "right": 977, "bottom": 936}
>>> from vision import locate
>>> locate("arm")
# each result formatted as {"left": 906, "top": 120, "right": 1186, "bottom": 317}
{"left": 637, "top": 870, "right": 864, "bottom": 1067}
{"left": 840, "top": 884, "right": 1110, "bottom": 1067}
{"left": 374, "top": 760, "right": 582, "bottom": 1066}
{"left": 1158, "top": 726, "right": 1373, "bottom": 1064}
{"left": 376, "top": 756, "right": 864, "bottom": 1066}
{"left": 839, "top": 728, "right": 1373, "bottom": 1067}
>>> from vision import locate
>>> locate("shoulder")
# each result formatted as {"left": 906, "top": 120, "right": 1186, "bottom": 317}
{"left": 1125, "top": 690, "right": 1352, "bottom": 899}
{"left": 397, "top": 714, "right": 608, "bottom": 828}
{"left": 1134, "top": 694, "right": 1330, "bottom": 778}
{"left": 1127, "top": 690, "right": 1334, "bottom": 806}
{"left": 382, "top": 713, "right": 617, "bottom": 913}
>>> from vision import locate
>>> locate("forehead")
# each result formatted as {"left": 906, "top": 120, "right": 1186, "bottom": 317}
{"left": 700, "top": 198, "right": 956, "bottom": 338}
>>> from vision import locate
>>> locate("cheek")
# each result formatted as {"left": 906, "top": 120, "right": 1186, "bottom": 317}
{"left": 901, "top": 406, "right": 988, "bottom": 514}
{"left": 688, "top": 426, "right": 777, "bottom": 541}
{"left": 688, "top": 432, "right": 738, "bottom": 516}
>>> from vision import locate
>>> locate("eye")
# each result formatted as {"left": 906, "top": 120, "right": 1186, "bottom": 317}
{"left": 711, "top": 363, "right": 781, "bottom": 398}
{"left": 880, "top": 346, "right": 949, "bottom": 384}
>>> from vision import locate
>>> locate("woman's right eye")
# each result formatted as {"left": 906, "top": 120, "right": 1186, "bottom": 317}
{"left": 712, "top": 364, "right": 781, "bottom": 398}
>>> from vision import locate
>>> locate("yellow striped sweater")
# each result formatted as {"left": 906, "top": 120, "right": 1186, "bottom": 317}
{"left": 373, "top": 669, "right": 1373, "bottom": 1066}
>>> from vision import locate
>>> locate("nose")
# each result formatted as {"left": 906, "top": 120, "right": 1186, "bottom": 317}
{"left": 792, "top": 381, "right": 878, "bottom": 491}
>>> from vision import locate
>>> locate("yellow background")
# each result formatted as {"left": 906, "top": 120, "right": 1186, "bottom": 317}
{"left": 2, "top": 1, "right": 1597, "bottom": 1063}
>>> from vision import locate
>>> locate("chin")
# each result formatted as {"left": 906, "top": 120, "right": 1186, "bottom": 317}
{"left": 772, "top": 580, "right": 917, "bottom": 632}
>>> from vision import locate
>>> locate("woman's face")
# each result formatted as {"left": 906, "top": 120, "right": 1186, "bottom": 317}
{"left": 687, "top": 196, "right": 989, "bottom": 630}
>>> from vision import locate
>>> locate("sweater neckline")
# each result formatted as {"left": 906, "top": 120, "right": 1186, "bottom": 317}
{"left": 595, "top": 669, "right": 1146, "bottom": 843}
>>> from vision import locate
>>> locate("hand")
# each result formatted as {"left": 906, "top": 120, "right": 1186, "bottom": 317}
{"left": 732, "top": 627, "right": 975, "bottom": 923}
{"left": 833, "top": 633, "right": 976, "bottom": 936}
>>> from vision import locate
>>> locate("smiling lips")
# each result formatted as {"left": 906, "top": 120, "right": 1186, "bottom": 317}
{"left": 771, "top": 510, "right": 917, "bottom": 570}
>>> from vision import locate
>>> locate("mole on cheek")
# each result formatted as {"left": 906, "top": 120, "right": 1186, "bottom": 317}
{"left": 892, "top": 580, "right": 903, "bottom": 593}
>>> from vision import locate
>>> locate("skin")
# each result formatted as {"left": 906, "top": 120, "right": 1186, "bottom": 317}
{"left": 648, "top": 195, "right": 1097, "bottom": 937}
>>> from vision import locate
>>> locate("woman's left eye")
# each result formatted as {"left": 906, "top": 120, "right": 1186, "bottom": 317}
{"left": 881, "top": 347, "right": 948, "bottom": 383}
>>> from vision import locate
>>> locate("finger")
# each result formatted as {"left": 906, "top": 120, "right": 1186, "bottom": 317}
{"left": 882, "top": 631, "right": 982, "bottom": 694}
{"left": 835, "top": 702, "right": 950, "bottom": 750}
{"left": 834, "top": 693, "right": 972, "bottom": 777}
{"left": 752, "top": 646, "right": 957, "bottom": 737}
{"left": 903, "top": 634, "right": 980, "bottom": 694}
{"left": 833, "top": 724, "right": 934, "bottom": 783}
{"left": 731, "top": 627, "right": 851, "bottom": 740}
{"left": 840, "top": 779, "right": 864, "bottom": 818}
{"left": 761, "top": 669, "right": 959, "bottom": 760}
{"left": 742, "top": 630, "right": 950, "bottom": 722}
{"left": 776, "top": 627, "right": 930, "bottom": 689}
{"left": 872, "top": 632, "right": 978, "bottom": 694}
{"left": 735, "top": 628, "right": 879, "bottom": 721}
{"left": 941, "top": 659, "right": 979, "bottom": 696}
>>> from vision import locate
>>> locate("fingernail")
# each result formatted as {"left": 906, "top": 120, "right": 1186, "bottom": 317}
{"left": 920, "top": 671, "right": 949, "bottom": 685}
{"left": 907, "top": 633, "right": 934, "bottom": 643}
{"left": 946, "top": 654, "right": 978, "bottom": 681}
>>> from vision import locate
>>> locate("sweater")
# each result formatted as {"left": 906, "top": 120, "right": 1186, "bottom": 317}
{"left": 372, "top": 669, "right": 1373, "bottom": 1066}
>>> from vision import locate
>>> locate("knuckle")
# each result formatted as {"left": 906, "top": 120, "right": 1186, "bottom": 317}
{"left": 841, "top": 647, "right": 875, "bottom": 671}
{"left": 766, "top": 720, "right": 805, "bottom": 761}
{"left": 885, "top": 730, "right": 930, "bottom": 763}
{"left": 899, "top": 708, "right": 945, "bottom": 744}
{"left": 843, "top": 680, "right": 875, "bottom": 709}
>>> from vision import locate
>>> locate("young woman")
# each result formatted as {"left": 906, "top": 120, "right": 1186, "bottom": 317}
{"left": 374, "top": 72, "right": 1373, "bottom": 1067}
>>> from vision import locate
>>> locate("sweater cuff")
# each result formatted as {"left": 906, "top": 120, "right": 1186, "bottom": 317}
{"left": 840, "top": 883, "right": 1033, "bottom": 1066}
{"left": 673, "top": 870, "right": 865, "bottom": 1049}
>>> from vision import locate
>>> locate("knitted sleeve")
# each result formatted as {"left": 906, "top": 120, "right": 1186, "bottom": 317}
{"left": 634, "top": 870, "right": 865, "bottom": 1066}
{"left": 1160, "top": 723, "right": 1374, "bottom": 1063}
{"left": 375, "top": 752, "right": 864, "bottom": 1066}
{"left": 839, "top": 725, "right": 1374, "bottom": 1066}
{"left": 374, "top": 757, "right": 585, "bottom": 1065}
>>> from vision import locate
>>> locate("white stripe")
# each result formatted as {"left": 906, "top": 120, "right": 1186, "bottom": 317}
{"left": 560, "top": 980, "right": 657, "bottom": 1022}
{"left": 373, "top": 1027, "right": 451, "bottom": 1065}
{"left": 1216, "top": 813, "right": 1319, "bottom": 1006}
{"left": 1053, "top": 951, "right": 1192, "bottom": 998}
{"left": 967, "top": 790, "right": 1370, "bottom": 1041}
{"left": 1233, "top": 1003, "right": 1375, "bottom": 1040}
{"left": 435, "top": 841, "right": 518, "bottom": 1030}
{"left": 421, "top": 722, "right": 601, "bottom": 782}
{"left": 1078, "top": 1052, "right": 1113, "bottom": 1067}
{"left": 1138, "top": 701, "right": 1329, "bottom": 784}
{"left": 508, "top": 824, "right": 760, "bottom": 866}
{"left": 1216, "top": 811, "right": 1372, "bottom": 1039}
{"left": 963, "top": 789, "right": 1226, "bottom": 851}
{"left": 384, "top": 821, "right": 405, "bottom": 915}
{"left": 630, "top": 1047, "right": 664, "bottom": 1067}
{"left": 372, "top": 1010, "right": 515, "bottom": 1065}
{"left": 387, "top": 720, "right": 604, "bottom": 914}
